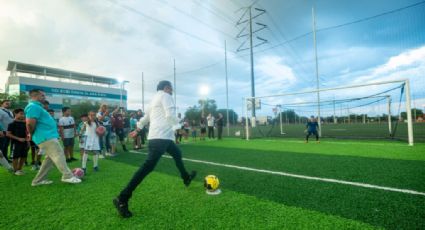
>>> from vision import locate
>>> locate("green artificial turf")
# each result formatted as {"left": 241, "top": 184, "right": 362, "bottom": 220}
{"left": 1, "top": 138, "right": 424, "bottom": 229}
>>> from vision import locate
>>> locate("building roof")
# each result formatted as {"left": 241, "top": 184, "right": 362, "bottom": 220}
{"left": 7, "top": 60, "right": 119, "bottom": 85}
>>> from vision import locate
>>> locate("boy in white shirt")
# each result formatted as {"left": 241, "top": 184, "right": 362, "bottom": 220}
{"left": 58, "top": 107, "right": 76, "bottom": 162}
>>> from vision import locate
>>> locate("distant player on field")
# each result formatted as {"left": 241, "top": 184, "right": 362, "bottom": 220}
{"left": 305, "top": 116, "right": 320, "bottom": 143}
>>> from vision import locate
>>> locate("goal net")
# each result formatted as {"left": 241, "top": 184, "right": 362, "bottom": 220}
{"left": 242, "top": 79, "right": 414, "bottom": 145}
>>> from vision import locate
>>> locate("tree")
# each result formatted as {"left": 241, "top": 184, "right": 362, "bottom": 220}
{"left": 401, "top": 108, "right": 424, "bottom": 120}
{"left": 275, "top": 110, "right": 300, "bottom": 124}
{"left": 0, "top": 92, "right": 30, "bottom": 110}
{"left": 69, "top": 101, "right": 101, "bottom": 123}
{"left": 184, "top": 99, "right": 238, "bottom": 125}
{"left": 184, "top": 99, "right": 217, "bottom": 123}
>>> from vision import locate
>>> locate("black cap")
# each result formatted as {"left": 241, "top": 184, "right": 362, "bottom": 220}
{"left": 157, "top": 80, "right": 172, "bottom": 91}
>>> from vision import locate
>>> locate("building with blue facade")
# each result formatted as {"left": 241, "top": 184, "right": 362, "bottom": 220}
{"left": 5, "top": 61, "right": 127, "bottom": 114}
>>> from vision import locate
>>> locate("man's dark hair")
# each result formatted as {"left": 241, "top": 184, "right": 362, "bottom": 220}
{"left": 80, "top": 113, "right": 88, "bottom": 118}
{"left": 13, "top": 108, "right": 24, "bottom": 115}
{"left": 29, "top": 89, "right": 44, "bottom": 97}
{"left": 42, "top": 100, "right": 50, "bottom": 105}
{"left": 157, "top": 80, "right": 172, "bottom": 91}
{"left": 62, "top": 107, "right": 70, "bottom": 113}
{"left": 47, "top": 109, "right": 54, "bottom": 113}
{"left": 1, "top": 99, "right": 11, "bottom": 105}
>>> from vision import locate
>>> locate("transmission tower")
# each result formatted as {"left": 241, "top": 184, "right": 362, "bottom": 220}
{"left": 236, "top": 4, "right": 267, "bottom": 118}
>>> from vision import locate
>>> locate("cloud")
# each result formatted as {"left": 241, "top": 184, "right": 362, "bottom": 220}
{"left": 255, "top": 55, "right": 297, "bottom": 94}
{"left": 372, "top": 46, "right": 425, "bottom": 76}
{"left": 0, "top": 0, "right": 423, "bottom": 117}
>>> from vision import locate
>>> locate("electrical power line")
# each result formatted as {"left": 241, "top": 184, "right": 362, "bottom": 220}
{"left": 157, "top": 0, "right": 237, "bottom": 40}
{"left": 251, "top": 0, "right": 425, "bottom": 55}
{"left": 116, "top": 0, "right": 425, "bottom": 85}
{"left": 192, "top": 0, "right": 236, "bottom": 25}
{"left": 106, "top": 0, "right": 223, "bottom": 50}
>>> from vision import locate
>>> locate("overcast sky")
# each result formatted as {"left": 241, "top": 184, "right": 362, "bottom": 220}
{"left": 0, "top": 0, "right": 424, "bottom": 116}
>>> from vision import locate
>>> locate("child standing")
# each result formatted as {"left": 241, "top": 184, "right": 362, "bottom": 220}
{"left": 7, "top": 108, "right": 29, "bottom": 175}
{"left": 0, "top": 124, "right": 13, "bottom": 173}
{"left": 129, "top": 113, "right": 140, "bottom": 150}
{"left": 81, "top": 111, "right": 101, "bottom": 173}
{"left": 191, "top": 120, "right": 197, "bottom": 141}
{"left": 109, "top": 127, "right": 117, "bottom": 157}
{"left": 58, "top": 107, "right": 76, "bottom": 162}
{"left": 77, "top": 114, "right": 88, "bottom": 159}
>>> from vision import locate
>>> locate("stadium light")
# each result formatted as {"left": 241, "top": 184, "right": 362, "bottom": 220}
{"left": 199, "top": 84, "right": 210, "bottom": 96}
{"left": 118, "top": 79, "right": 129, "bottom": 109}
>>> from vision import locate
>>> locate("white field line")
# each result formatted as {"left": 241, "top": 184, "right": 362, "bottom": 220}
{"left": 130, "top": 150, "right": 425, "bottom": 196}
{"left": 261, "top": 139, "right": 407, "bottom": 146}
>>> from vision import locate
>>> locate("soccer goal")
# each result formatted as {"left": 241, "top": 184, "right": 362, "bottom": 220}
{"left": 243, "top": 79, "right": 414, "bottom": 146}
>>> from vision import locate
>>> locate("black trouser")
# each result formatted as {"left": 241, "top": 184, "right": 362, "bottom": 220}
{"left": 0, "top": 136, "right": 10, "bottom": 160}
{"left": 306, "top": 130, "right": 319, "bottom": 141}
{"left": 118, "top": 139, "right": 190, "bottom": 203}
{"left": 175, "top": 131, "right": 182, "bottom": 143}
{"left": 208, "top": 126, "right": 214, "bottom": 139}
{"left": 137, "top": 128, "right": 147, "bottom": 145}
{"left": 217, "top": 126, "right": 223, "bottom": 139}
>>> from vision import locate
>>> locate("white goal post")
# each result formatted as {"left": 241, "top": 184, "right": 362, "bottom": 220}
{"left": 244, "top": 79, "right": 414, "bottom": 146}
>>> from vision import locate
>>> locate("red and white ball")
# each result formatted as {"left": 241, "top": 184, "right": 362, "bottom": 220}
{"left": 96, "top": 126, "right": 106, "bottom": 137}
{"left": 72, "top": 168, "right": 85, "bottom": 179}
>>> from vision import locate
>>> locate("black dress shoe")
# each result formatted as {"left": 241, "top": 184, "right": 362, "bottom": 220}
{"left": 184, "top": 171, "right": 197, "bottom": 187}
{"left": 113, "top": 198, "right": 133, "bottom": 218}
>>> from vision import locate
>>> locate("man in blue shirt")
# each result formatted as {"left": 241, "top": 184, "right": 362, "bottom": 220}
{"left": 305, "top": 116, "right": 320, "bottom": 143}
{"left": 25, "top": 89, "right": 81, "bottom": 186}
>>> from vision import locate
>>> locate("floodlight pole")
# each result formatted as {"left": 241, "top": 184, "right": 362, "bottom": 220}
{"left": 142, "top": 72, "right": 145, "bottom": 112}
{"left": 249, "top": 6, "right": 256, "bottom": 118}
{"left": 119, "top": 81, "right": 129, "bottom": 109}
{"left": 120, "top": 83, "right": 123, "bottom": 108}
{"left": 174, "top": 59, "right": 177, "bottom": 115}
{"left": 225, "top": 40, "right": 230, "bottom": 136}
{"left": 312, "top": 7, "right": 322, "bottom": 136}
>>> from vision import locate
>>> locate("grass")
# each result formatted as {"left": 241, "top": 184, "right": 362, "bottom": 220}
{"left": 1, "top": 138, "right": 425, "bottom": 229}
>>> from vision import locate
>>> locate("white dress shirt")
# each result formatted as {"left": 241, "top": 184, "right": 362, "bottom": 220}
{"left": 137, "top": 90, "right": 179, "bottom": 141}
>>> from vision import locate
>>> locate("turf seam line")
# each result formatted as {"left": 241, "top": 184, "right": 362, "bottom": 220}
{"left": 129, "top": 150, "right": 425, "bottom": 196}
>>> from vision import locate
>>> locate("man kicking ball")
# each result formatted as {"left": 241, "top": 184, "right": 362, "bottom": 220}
{"left": 113, "top": 80, "right": 196, "bottom": 218}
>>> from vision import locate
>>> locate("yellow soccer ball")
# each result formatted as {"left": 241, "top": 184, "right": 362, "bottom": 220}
{"left": 204, "top": 175, "right": 220, "bottom": 191}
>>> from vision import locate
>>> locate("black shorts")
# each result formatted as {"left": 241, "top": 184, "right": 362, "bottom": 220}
{"left": 307, "top": 130, "right": 318, "bottom": 136}
{"left": 12, "top": 142, "right": 29, "bottom": 159}
{"left": 30, "top": 141, "right": 39, "bottom": 149}
{"left": 137, "top": 128, "right": 146, "bottom": 137}
{"left": 63, "top": 138, "right": 75, "bottom": 147}
{"left": 116, "top": 128, "right": 125, "bottom": 142}
{"left": 200, "top": 128, "right": 206, "bottom": 134}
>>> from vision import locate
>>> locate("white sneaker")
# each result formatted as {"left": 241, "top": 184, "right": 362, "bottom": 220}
{"left": 99, "top": 155, "right": 105, "bottom": 159}
{"left": 38, "top": 149, "right": 45, "bottom": 156}
{"left": 14, "top": 170, "right": 25, "bottom": 176}
{"left": 32, "top": 180, "right": 53, "bottom": 186}
{"left": 61, "top": 176, "right": 81, "bottom": 184}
